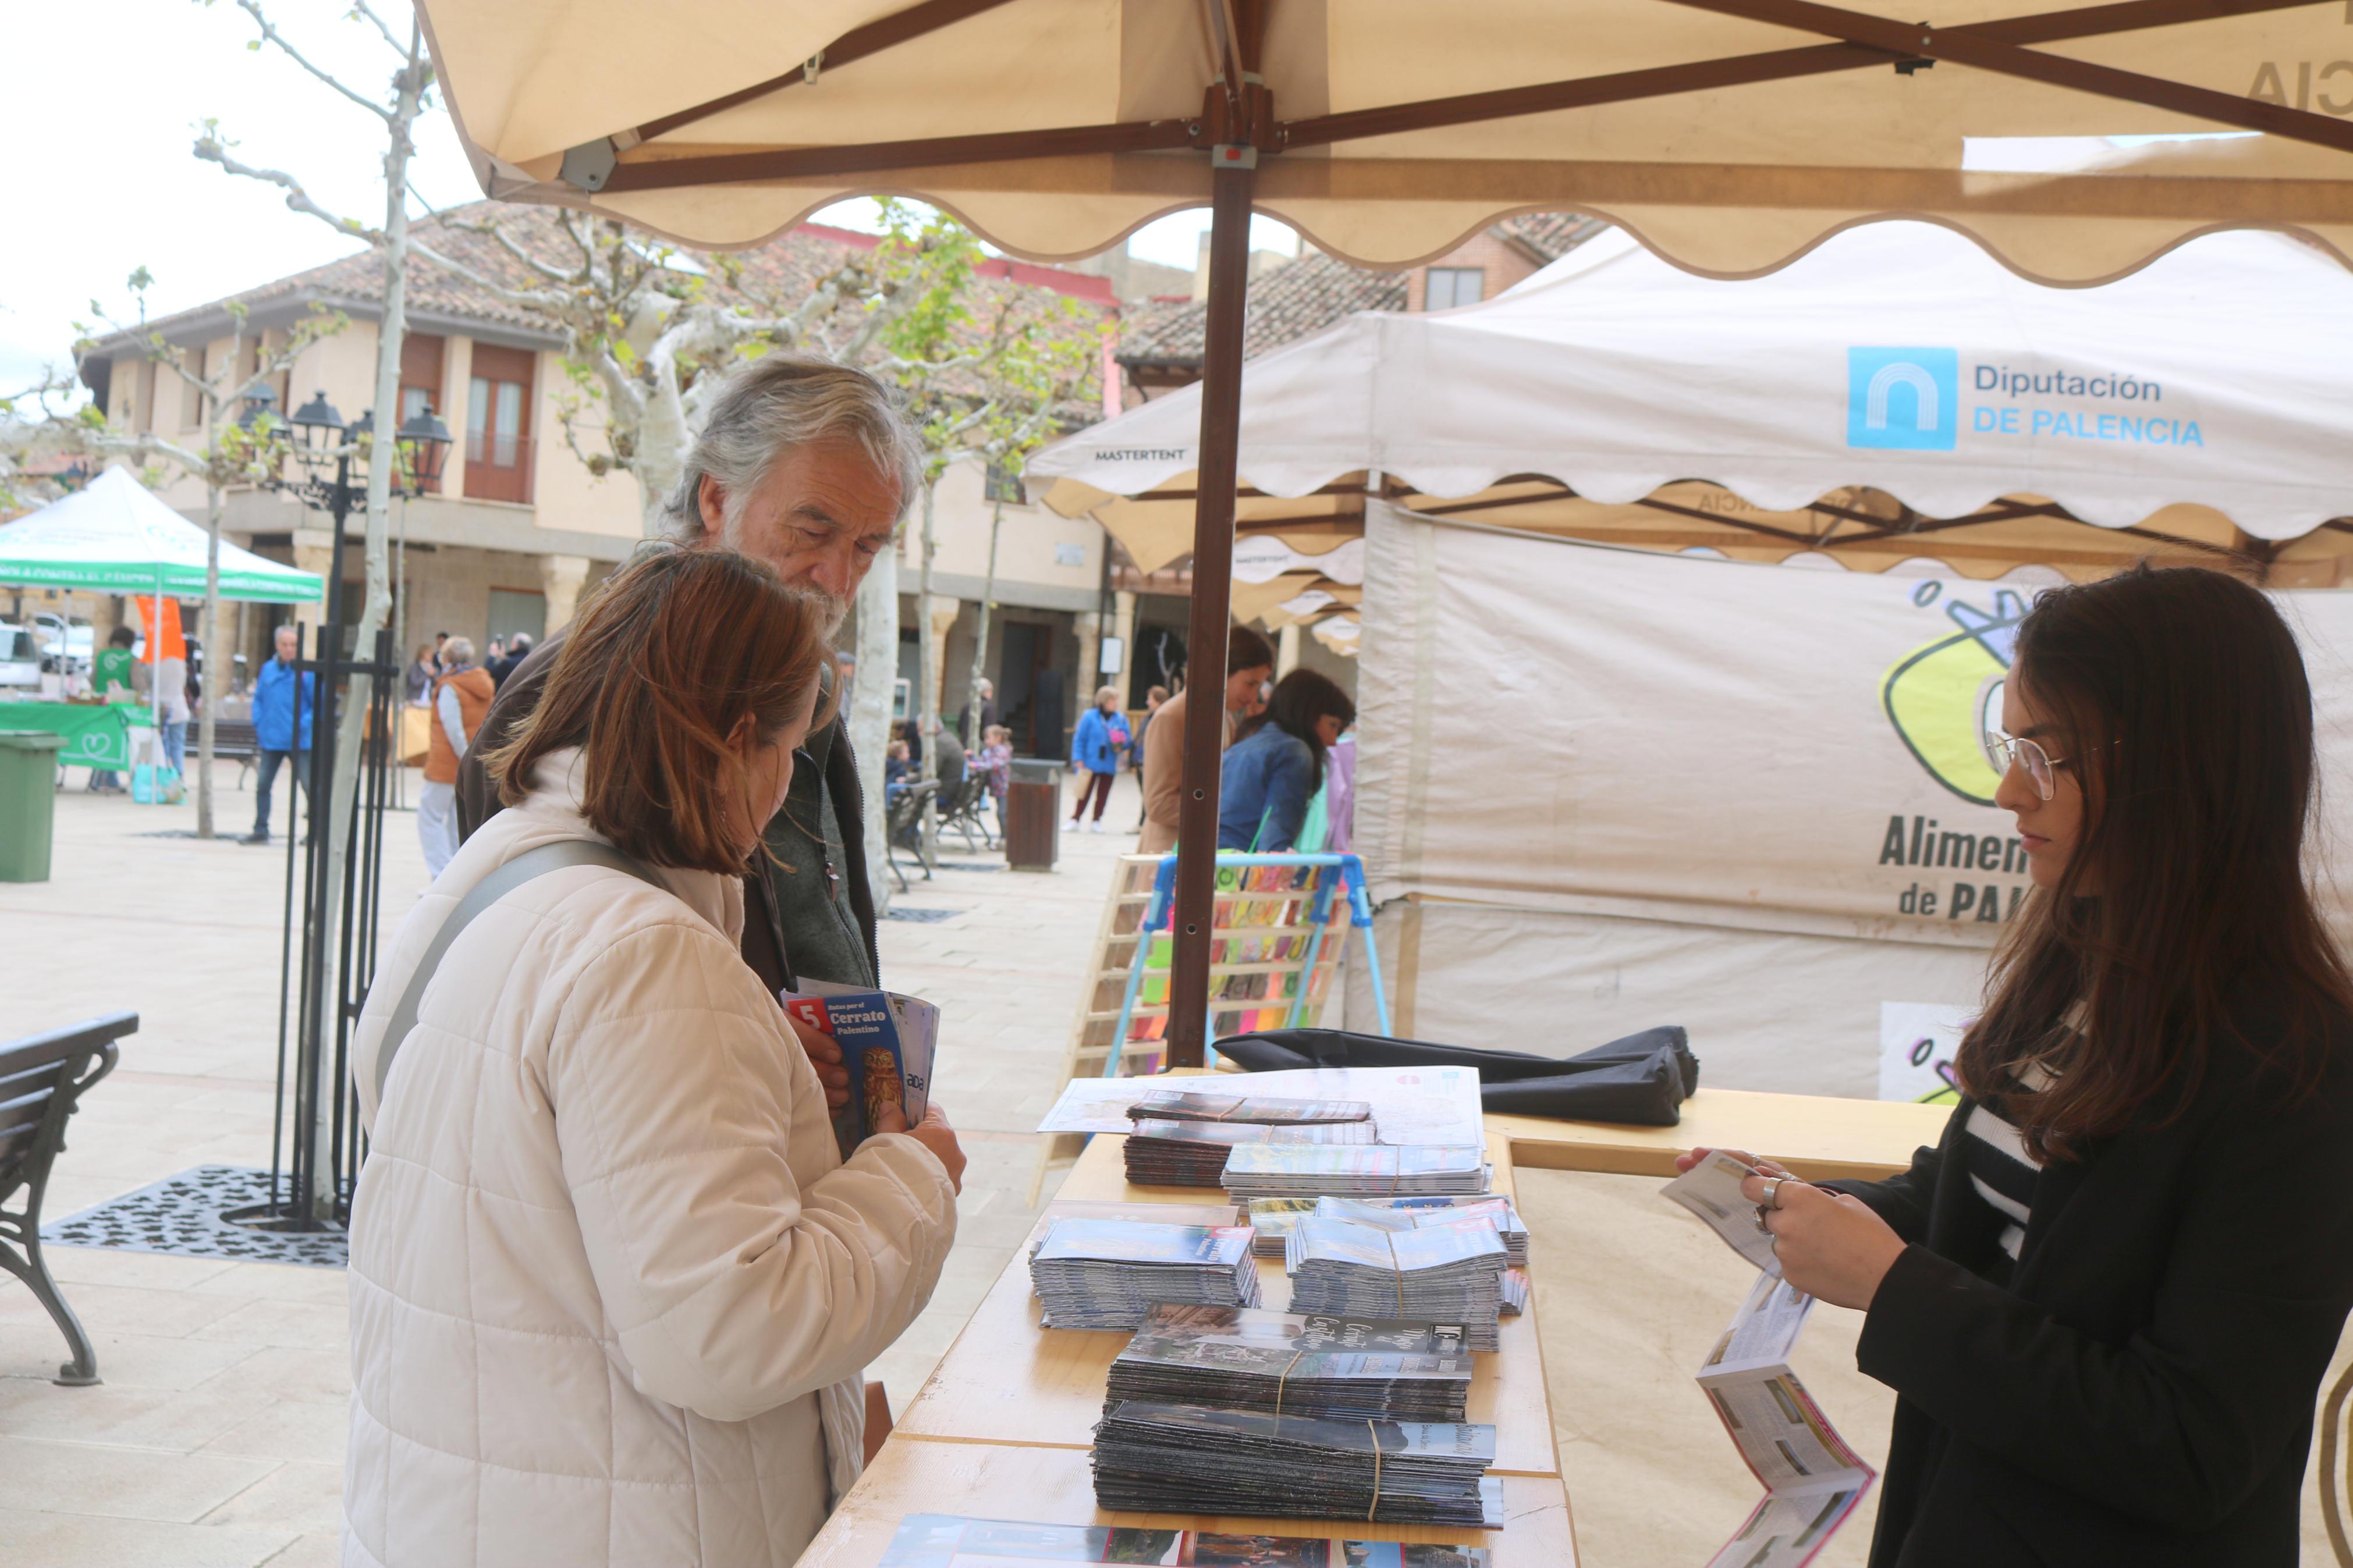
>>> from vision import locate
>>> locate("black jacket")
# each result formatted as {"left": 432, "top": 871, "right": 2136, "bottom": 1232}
{"left": 1826, "top": 1010, "right": 2353, "bottom": 1567}
{"left": 453, "top": 628, "right": 878, "bottom": 992}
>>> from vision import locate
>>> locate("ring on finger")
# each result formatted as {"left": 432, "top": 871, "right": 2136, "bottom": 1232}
{"left": 1762, "top": 1176, "right": 1786, "bottom": 1210}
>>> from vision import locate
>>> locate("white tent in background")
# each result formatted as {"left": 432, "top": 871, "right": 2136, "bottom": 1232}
{"left": 0, "top": 468, "right": 325, "bottom": 602}
{"left": 1025, "top": 223, "right": 2353, "bottom": 1094}
{"left": 0, "top": 468, "right": 324, "bottom": 771}
{"left": 1032, "top": 223, "right": 2353, "bottom": 594}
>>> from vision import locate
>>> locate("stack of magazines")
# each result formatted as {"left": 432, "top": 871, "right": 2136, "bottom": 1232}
{"left": 1105, "top": 1303, "right": 1474, "bottom": 1423}
{"left": 1240, "top": 1197, "right": 1327, "bottom": 1258}
{"left": 1029, "top": 1218, "right": 1262, "bottom": 1329}
{"left": 1222, "top": 1144, "right": 1490, "bottom": 1201}
{"left": 1127, "top": 1089, "right": 1374, "bottom": 1126}
{"left": 1124, "top": 1118, "right": 1376, "bottom": 1187}
{"left": 1092, "top": 1402, "right": 1503, "bottom": 1527}
{"left": 1318, "top": 1196, "right": 1531, "bottom": 1269}
{"left": 1286, "top": 1217, "right": 1509, "bottom": 1351}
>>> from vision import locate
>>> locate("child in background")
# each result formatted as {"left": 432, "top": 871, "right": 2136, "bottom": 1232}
{"left": 977, "top": 724, "right": 1013, "bottom": 837}
{"left": 884, "top": 738, "right": 914, "bottom": 805}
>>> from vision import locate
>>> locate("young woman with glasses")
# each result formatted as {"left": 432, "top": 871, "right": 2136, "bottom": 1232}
{"left": 1681, "top": 564, "right": 2353, "bottom": 1566}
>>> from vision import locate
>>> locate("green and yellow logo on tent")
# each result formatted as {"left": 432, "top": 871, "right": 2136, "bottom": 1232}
{"left": 1880, "top": 588, "right": 2030, "bottom": 807}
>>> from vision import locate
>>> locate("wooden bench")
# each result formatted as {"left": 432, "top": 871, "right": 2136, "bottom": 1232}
{"left": 0, "top": 1012, "right": 133, "bottom": 1385}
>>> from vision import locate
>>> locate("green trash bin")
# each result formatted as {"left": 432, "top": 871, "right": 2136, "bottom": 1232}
{"left": 0, "top": 731, "right": 65, "bottom": 883}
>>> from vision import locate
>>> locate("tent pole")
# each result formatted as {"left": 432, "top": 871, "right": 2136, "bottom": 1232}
{"left": 149, "top": 572, "right": 164, "bottom": 792}
{"left": 1166, "top": 150, "right": 1258, "bottom": 1069}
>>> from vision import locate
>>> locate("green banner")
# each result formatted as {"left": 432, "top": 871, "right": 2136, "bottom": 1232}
{"left": 0, "top": 560, "right": 318, "bottom": 600}
{"left": 0, "top": 703, "right": 137, "bottom": 769}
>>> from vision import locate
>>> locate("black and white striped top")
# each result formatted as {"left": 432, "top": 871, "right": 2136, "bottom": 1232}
{"left": 1960, "top": 1045, "right": 2065, "bottom": 1284}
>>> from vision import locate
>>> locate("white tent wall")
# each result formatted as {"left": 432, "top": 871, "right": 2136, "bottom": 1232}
{"left": 1344, "top": 502, "right": 2353, "bottom": 1094}
{"left": 1341, "top": 901, "right": 1991, "bottom": 1097}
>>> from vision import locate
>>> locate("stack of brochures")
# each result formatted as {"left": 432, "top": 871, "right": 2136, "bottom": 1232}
{"left": 1126, "top": 1089, "right": 1375, "bottom": 1126}
{"left": 1222, "top": 1144, "right": 1490, "bottom": 1201}
{"left": 1105, "top": 1303, "right": 1475, "bottom": 1423}
{"left": 1124, "top": 1117, "right": 1376, "bottom": 1187}
{"left": 1028, "top": 1218, "right": 1261, "bottom": 1329}
{"left": 879, "top": 1510, "right": 1493, "bottom": 1568}
{"left": 1317, "top": 1196, "right": 1530, "bottom": 1269}
{"left": 1285, "top": 1216, "right": 1509, "bottom": 1352}
{"left": 1091, "top": 1402, "right": 1503, "bottom": 1527}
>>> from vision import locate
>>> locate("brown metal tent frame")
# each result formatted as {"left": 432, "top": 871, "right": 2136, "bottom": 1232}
{"left": 541, "top": 0, "right": 2353, "bottom": 1066}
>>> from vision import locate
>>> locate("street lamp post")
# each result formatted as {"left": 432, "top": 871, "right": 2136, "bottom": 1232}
{"left": 224, "top": 392, "right": 449, "bottom": 1233}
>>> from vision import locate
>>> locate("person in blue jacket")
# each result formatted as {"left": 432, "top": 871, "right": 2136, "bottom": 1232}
{"left": 1066, "top": 685, "right": 1131, "bottom": 834}
{"left": 246, "top": 623, "right": 316, "bottom": 844}
{"left": 1218, "top": 668, "right": 1355, "bottom": 852}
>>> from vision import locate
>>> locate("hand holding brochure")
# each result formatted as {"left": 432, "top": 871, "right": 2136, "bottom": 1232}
{"left": 780, "top": 980, "right": 938, "bottom": 1160}
{"left": 1660, "top": 1149, "right": 1783, "bottom": 1277}
{"left": 1658, "top": 1171, "right": 1876, "bottom": 1568}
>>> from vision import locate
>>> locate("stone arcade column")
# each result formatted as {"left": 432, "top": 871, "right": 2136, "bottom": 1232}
{"left": 540, "top": 553, "right": 591, "bottom": 635}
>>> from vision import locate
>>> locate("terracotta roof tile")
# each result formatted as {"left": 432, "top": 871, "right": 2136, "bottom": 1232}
{"left": 1118, "top": 251, "right": 1406, "bottom": 366}
{"left": 1117, "top": 214, "right": 1610, "bottom": 369}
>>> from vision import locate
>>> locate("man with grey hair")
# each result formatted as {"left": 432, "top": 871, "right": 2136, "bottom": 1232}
{"left": 455, "top": 355, "right": 919, "bottom": 1025}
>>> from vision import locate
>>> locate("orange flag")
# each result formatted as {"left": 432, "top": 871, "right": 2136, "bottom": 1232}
{"left": 132, "top": 595, "right": 187, "bottom": 663}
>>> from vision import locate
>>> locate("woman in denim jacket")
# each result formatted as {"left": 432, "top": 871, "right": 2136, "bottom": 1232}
{"left": 1217, "top": 669, "right": 1355, "bottom": 851}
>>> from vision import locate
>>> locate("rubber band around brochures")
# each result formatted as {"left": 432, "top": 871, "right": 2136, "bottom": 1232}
{"left": 1273, "top": 1346, "right": 1305, "bottom": 1424}
{"left": 1365, "top": 1417, "right": 1383, "bottom": 1522}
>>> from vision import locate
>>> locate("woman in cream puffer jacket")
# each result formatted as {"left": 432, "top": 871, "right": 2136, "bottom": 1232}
{"left": 342, "top": 549, "right": 959, "bottom": 1568}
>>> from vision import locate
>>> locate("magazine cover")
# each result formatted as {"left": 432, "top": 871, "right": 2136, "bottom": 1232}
{"left": 1032, "top": 1219, "right": 1256, "bottom": 1268}
{"left": 780, "top": 979, "right": 939, "bottom": 1159}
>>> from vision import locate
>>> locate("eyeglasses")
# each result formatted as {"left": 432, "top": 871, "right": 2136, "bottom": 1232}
{"left": 1982, "top": 730, "right": 2070, "bottom": 801}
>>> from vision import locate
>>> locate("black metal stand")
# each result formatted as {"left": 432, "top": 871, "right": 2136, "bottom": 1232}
{"left": 224, "top": 457, "right": 396, "bottom": 1233}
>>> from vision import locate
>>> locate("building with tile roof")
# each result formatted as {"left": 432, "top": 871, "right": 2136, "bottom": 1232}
{"left": 1116, "top": 214, "right": 1607, "bottom": 394}
{"left": 72, "top": 204, "right": 1126, "bottom": 752}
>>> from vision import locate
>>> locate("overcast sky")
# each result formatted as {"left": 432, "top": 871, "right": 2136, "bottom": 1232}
{"left": 2, "top": 0, "right": 1298, "bottom": 398}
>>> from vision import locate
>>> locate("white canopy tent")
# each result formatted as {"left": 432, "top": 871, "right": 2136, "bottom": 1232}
{"left": 1033, "top": 221, "right": 2353, "bottom": 638}
{"left": 0, "top": 468, "right": 326, "bottom": 603}
{"left": 1025, "top": 223, "right": 2353, "bottom": 1091}
{"left": 0, "top": 468, "right": 324, "bottom": 769}
{"left": 424, "top": 0, "right": 2353, "bottom": 1068}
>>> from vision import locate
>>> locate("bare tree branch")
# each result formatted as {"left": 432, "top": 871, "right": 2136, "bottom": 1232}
{"left": 404, "top": 237, "right": 573, "bottom": 316}
{"left": 441, "top": 216, "right": 578, "bottom": 286}
{"left": 347, "top": 0, "right": 408, "bottom": 56}
{"left": 233, "top": 0, "right": 392, "bottom": 122}
{"left": 195, "top": 136, "right": 381, "bottom": 242}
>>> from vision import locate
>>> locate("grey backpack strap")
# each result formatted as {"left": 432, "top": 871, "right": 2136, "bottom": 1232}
{"left": 374, "top": 840, "right": 665, "bottom": 1104}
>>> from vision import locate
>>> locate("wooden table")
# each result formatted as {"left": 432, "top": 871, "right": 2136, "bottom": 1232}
{"left": 814, "top": 1086, "right": 1939, "bottom": 1568}
{"left": 815, "top": 1129, "right": 1578, "bottom": 1566}
{"left": 1489, "top": 1086, "right": 1950, "bottom": 1182}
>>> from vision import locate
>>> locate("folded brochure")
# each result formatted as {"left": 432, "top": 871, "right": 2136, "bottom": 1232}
{"left": 782, "top": 980, "right": 938, "bottom": 1160}
{"left": 1659, "top": 1171, "right": 1876, "bottom": 1568}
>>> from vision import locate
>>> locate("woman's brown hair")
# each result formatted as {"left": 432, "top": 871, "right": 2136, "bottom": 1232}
{"left": 1957, "top": 563, "right": 2353, "bottom": 1158}
{"left": 481, "top": 546, "right": 840, "bottom": 873}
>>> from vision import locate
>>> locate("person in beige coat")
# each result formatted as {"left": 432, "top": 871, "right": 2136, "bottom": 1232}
{"left": 344, "top": 547, "right": 964, "bottom": 1568}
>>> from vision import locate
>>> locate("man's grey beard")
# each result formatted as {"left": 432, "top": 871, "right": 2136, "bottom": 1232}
{"left": 715, "top": 508, "right": 852, "bottom": 634}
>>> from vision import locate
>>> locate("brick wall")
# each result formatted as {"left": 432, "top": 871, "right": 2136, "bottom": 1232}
{"left": 1404, "top": 232, "right": 1548, "bottom": 312}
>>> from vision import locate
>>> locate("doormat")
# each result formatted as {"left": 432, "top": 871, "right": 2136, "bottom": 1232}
{"left": 932, "top": 861, "right": 1005, "bottom": 873}
{"left": 882, "top": 906, "right": 968, "bottom": 924}
{"left": 41, "top": 1165, "right": 347, "bottom": 1270}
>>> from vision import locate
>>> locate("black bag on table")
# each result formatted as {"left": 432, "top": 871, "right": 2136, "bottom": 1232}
{"left": 1212, "top": 1025, "right": 1698, "bottom": 1128}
